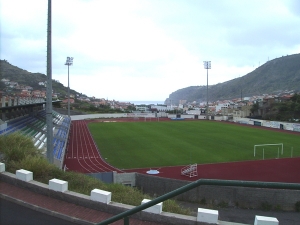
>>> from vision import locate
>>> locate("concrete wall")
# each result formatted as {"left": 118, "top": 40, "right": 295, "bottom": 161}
{"left": 71, "top": 113, "right": 128, "bottom": 121}
{"left": 136, "top": 173, "right": 300, "bottom": 211}
{"left": 176, "top": 115, "right": 194, "bottom": 119}
{"left": 0, "top": 172, "right": 197, "bottom": 225}
{"left": 168, "top": 114, "right": 203, "bottom": 119}
{"left": 2, "top": 169, "right": 299, "bottom": 224}
{"left": 71, "top": 113, "right": 163, "bottom": 121}
{"left": 113, "top": 172, "right": 136, "bottom": 186}
{"left": 233, "top": 118, "right": 300, "bottom": 132}
{"left": 213, "top": 116, "right": 223, "bottom": 121}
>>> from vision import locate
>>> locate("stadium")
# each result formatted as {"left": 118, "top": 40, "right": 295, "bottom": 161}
{"left": 64, "top": 116, "right": 300, "bottom": 183}
{"left": 2, "top": 99, "right": 299, "bottom": 181}
{"left": 1, "top": 99, "right": 300, "bottom": 224}
{"left": 0, "top": 99, "right": 300, "bottom": 180}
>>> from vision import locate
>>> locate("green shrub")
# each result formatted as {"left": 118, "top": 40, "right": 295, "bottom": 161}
{"left": 9, "top": 155, "right": 61, "bottom": 180}
{"left": 0, "top": 133, "right": 192, "bottom": 215}
{"left": 163, "top": 199, "right": 191, "bottom": 215}
{"left": 0, "top": 132, "right": 39, "bottom": 163}
{"left": 59, "top": 172, "right": 112, "bottom": 197}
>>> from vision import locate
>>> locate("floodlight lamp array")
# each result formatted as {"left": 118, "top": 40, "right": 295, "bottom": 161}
{"left": 203, "top": 61, "right": 211, "bottom": 69}
{"left": 65, "top": 57, "right": 73, "bottom": 66}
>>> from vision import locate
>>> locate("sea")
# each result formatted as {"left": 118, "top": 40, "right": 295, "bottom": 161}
{"left": 125, "top": 100, "right": 165, "bottom": 105}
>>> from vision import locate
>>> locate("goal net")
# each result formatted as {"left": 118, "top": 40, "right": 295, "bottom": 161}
{"left": 254, "top": 143, "right": 283, "bottom": 159}
{"left": 181, "top": 164, "right": 198, "bottom": 178}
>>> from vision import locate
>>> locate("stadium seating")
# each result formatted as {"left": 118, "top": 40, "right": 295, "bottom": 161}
{"left": 0, "top": 109, "right": 71, "bottom": 163}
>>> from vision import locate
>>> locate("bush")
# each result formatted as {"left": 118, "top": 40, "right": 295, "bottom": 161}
{"left": 0, "top": 132, "right": 39, "bottom": 163}
{"left": 9, "top": 155, "right": 61, "bottom": 180}
{"left": 0, "top": 133, "right": 192, "bottom": 216}
{"left": 59, "top": 171, "right": 108, "bottom": 195}
{"left": 163, "top": 199, "right": 191, "bottom": 215}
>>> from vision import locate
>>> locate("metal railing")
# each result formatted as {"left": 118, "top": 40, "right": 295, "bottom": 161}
{"left": 97, "top": 179, "right": 300, "bottom": 225}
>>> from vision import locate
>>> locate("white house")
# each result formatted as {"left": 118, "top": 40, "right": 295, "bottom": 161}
{"left": 150, "top": 105, "right": 171, "bottom": 112}
{"left": 136, "top": 105, "right": 149, "bottom": 111}
{"left": 216, "top": 103, "right": 230, "bottom": 112}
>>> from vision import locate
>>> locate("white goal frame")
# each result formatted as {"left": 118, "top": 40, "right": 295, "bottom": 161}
{"left": 254, "top": 143, "right": 283, "bottom": 157}
{"left": 181, "top": 164, "right": 198, "bottom": 178}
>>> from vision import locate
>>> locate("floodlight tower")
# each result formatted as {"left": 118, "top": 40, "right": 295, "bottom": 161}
{"left": 65, "top": 57, "right": 73, "bottom": 117}
{"left": 203, "top": 61, "right": 211, "bottom": 120}
{"left": 46, "top": 0, "right": 53, "bottom": 163}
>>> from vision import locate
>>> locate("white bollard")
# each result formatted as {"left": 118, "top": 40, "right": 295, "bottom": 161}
{"left": 49, "top": 178, "right": 68, "bottom": 192}
{"left": 254, "top": 215, "right": 279, "bottom": 225}
{"left": 16, "top": 169, "right": 33, "bottom": 182}
{"left": 0, "top": 163, "right": 5, "bottom": 172}
{"left": 197, "top": 208, "right": 219, "bottom": 224}
{"left": 141, "top": 199, "right": 163, "bottom": 214}
{"left": 90, "top": 189, "right": 111, "bottom": 204}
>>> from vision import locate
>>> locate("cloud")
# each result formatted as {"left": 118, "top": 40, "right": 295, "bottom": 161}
{"left": 1, "top": 0, "right": 300, "bottom": 101}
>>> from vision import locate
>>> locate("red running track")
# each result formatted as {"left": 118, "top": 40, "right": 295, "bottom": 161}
{"left": 125, "top": 157, "right": 300, "bottom": 183}
{"left": 65, "top": 119, "right": 300, "bottom": 183}
{"left": 64, "top": 120, "right": 123, "bottom": 173}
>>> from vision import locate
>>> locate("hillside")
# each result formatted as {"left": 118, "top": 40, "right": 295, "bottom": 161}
{"left": 165, "top": 53, "right": 300, "bottom": 104}
{"left": 0, "top": 60, "right": 79, "bottom": 98}
{"left": 1, "top": 53, "right": 300, "bottom": 105}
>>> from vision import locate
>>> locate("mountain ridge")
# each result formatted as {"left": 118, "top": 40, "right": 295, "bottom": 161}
{"left": 165, "top": 53, "right": 300, "bottom": 104}
{"left": 0, "top": 60, "right": 80, "bottom": 98}
{"left": 1, "top": 54, "right": 300, "bottom": 105}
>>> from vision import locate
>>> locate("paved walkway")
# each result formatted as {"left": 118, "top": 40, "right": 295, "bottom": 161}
{"left": 2, "top": 181, "right": 299, "bottom": 225}
{"left": 178, "top": 201, "right": 300, "bottom": 225}
{"left": 0, "top": 182, "right": 167, "bottom": 225}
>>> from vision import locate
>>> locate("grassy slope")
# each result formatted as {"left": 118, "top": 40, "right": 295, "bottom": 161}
{"left": 0, "top": 132, "right": 191, "bottom": 215}
{"left": 88, "top": 121, "right": 300, "bottom": 169}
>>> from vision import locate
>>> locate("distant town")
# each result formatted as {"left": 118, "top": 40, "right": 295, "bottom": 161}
{"left": 0, "top": 77, "right": 298, "bottom": 120}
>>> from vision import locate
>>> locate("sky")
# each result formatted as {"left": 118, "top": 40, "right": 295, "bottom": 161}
{"left": 1, "top": 0, "right": 300, "bottom": 102}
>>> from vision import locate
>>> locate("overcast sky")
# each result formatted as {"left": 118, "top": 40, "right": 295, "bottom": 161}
{"left": 1, "top": 0, "right": 300, "bottom": 102}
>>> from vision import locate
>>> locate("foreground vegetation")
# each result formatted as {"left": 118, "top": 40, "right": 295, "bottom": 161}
{"left": 89, "top": 120, "right": 300, "bottom": 169}
{"left": 0, "top": 133, "right": 191, "bottom": 215}
{"left": 266, "top": 94, "right": 300, "bottom": 121}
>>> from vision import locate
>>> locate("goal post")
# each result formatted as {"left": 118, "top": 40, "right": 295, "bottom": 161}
{"left": 254, "top": 143, "right": 283, "bottom": 157}
{"left": 181, "top": 164, "right": 198, "bottom": 178}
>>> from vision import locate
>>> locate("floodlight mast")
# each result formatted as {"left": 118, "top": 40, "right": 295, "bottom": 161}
{"left": 203, "top": 61, "right": 211, "bottom": 120}
{"left": 65, "top": 57, "right": 73, "bottom": 117}
{"left": 46, "top": 0, "right": 53, "bottom": 163}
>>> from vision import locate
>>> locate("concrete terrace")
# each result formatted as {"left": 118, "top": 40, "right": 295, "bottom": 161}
{"left": 1, "top": 170, "right": 249, "bottom": 225}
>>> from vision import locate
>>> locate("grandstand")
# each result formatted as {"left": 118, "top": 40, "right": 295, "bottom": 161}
{"left": 0, "top": 98, "right": 71, "bottom": 169}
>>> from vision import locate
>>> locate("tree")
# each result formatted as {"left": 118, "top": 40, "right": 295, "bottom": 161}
{"left": 250, "top": 102, "right": 259, "bottom": 114}
{"left": 291, "top": 93, "right": 300, "bottom": 103}
{"left": 127, "top": 105, "right": 136, "bottom": 111}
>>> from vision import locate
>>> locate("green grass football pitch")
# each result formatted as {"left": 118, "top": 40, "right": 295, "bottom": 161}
{"left": 88, "top": 120, "right": 300, "bottom": 169}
